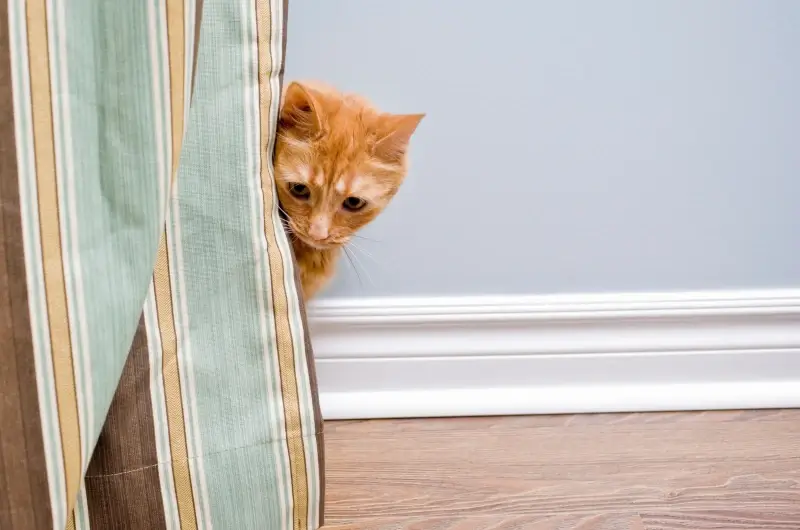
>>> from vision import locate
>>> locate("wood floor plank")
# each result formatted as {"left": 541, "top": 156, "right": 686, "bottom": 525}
{"left": 640, "top": 510, "right": 800, "bottom": 530}
{"left": 323, "top": 512, "right": 646, "bottom": 529}
{"left": 324, "top": 410, "right": 800, "bottom": 529}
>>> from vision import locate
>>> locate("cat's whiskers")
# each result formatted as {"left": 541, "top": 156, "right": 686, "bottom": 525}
{"left": 346, "top": 239, "right": 378, "bottom": 263}
{"left": 276, "top": 205, "right": 299, "bottom": 241}
{"left": 351, "top": 233, "right": 380, "bottom": 243}
{"left": 342, "top": 246, "right": 365, "bottom": 287}
{"left": 344, "top": 245, "right": 374, "bottom": 288}
{"left": 279, "top": 218, "right": 293, "bottom": 234}
{"left": 342, "top": 247, "right": 375, "bottom": 287}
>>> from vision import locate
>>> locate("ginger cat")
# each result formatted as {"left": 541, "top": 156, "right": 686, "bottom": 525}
{"left": 274, "top": 81, "right": 424, "bottom": 300}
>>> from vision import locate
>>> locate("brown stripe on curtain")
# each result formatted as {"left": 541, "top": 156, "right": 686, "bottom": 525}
{"left": 291, "top": 258, "right": 326, "bottom": 525}
{"left": 84, "top": 316, "right": 168, "bottom": 530}
{"left": 275, "top": 0, "right": 326, "bottom": 523}
{"left": 278, "top": 0, "right": 288, "bottom": 96}
{"left": 190, "top": 0, "right": 204, "bottom": 100}
{"left": 0, "top": 3, "right": 53, "bottom": 529}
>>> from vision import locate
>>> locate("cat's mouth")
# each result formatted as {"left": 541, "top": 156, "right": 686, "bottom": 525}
{"left": 278, "top": 209, "right": 347, "bottom": 250}
{"left": 283, "top": 220, "right": 341, "bottom": 250}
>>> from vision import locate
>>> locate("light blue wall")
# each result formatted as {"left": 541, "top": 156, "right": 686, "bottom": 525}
{"left": 284, "top": 0, "right": 800, "bottom": 298}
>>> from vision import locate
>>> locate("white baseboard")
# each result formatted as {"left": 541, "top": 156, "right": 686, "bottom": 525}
{"left": 307, "top": 289, "right": 800, "bottom": 420}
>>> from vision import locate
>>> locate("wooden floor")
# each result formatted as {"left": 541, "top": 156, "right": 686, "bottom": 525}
{"left": 322, "top": 410, "right": 800, "bottom": 529}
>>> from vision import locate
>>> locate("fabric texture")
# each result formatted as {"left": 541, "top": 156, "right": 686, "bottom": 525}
{"left": 0, "top": 0, "right": 324, "bottom": 528}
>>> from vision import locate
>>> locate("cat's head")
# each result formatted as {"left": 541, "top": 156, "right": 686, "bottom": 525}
{"left": 274, "top": 81, "right": 424, "bottom": 249}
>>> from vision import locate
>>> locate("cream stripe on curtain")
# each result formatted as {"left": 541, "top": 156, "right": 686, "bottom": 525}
{"left": 0, "top": 0, "right": 324, "bottom": 528}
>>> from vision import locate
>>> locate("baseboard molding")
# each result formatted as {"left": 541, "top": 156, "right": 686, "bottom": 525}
{"left": 307, "top": 289, "right": 800, "bottom": 420}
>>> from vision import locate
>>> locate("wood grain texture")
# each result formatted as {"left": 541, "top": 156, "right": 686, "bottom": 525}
{"left": 323, "top": 410, "right": 800, "bottom": 529}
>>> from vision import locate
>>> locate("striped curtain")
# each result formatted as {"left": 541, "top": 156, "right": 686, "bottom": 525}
{"left": 0, "top": 0, "right": 324, "bottom": 528}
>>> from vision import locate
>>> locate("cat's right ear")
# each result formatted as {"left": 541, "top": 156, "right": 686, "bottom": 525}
{"left": 280, "top": 82, "right": 323, "bottom": 138}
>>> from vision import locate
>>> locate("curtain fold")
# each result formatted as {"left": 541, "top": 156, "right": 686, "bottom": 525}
{"left": 1, "top": 0, "right": 323, "bottom": 528}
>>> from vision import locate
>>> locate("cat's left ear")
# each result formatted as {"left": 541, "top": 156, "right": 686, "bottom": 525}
{"left": 374, "top": 113, "right": 425, "bottom": 163}
{"left": 280, "top": 82, "right": 324, "bottom": 138}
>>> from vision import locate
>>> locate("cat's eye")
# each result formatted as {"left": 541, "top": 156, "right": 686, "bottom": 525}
{"left": 289, "top": 183, "right": 310, "bottom": 199}
{"left": 342, "top": 197, "right": 366, "bottom": 211}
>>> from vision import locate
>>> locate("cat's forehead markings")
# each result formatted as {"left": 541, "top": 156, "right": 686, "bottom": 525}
{"left": 350, "top": 176, "right": 364, "bottom": 193}
{"left": 312, "top": 171, "right": 325, "bottom": 187}
{"left": 350, "top": 176, "right": 384, "bottom": 200}
{"left": 294, "top": 165, "right": 312, "bottom": 183}
{"left": 335, "top": 179, "right": 347, "bottom": 194}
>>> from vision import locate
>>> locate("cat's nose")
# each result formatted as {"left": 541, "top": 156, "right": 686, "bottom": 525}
{"left": 308, "top": 219, "right": 329, "bottom": 241}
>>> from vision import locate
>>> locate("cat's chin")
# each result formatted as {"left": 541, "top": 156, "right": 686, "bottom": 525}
{"left": 304, "top": 241, "right": 336, "bottom": 251}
